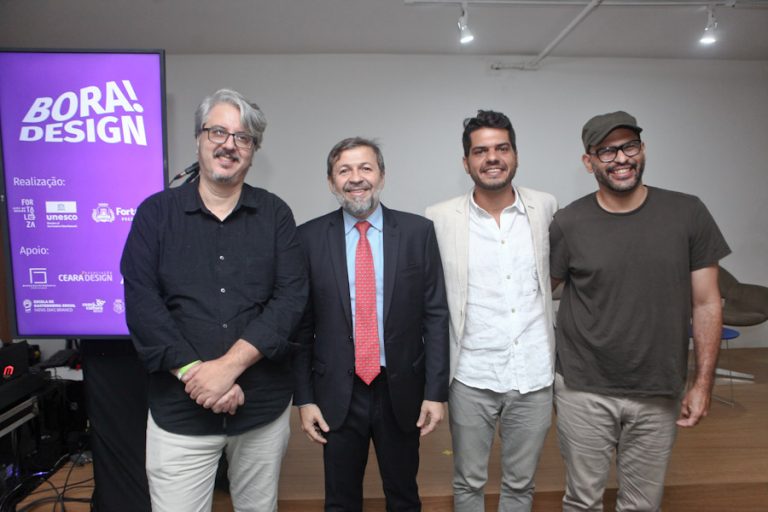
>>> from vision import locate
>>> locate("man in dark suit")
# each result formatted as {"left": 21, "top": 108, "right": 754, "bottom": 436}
{"left": 294, "top": 137, "right": 449, "bottom": 511}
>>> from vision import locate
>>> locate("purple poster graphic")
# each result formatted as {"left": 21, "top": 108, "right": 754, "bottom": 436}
{"left": 0, "top": 51, "right": 166, "bottom": 337}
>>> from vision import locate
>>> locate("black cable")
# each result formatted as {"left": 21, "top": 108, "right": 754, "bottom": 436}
{"left": 0, "top": 451, "right": 95, "bottom": 512}
{"left": 0, "top": 453, "right": 68, "bottom": 511}
{"left": 170, "top": 162, "right": 200, "bottom": 185}
{"left": 15, "top": 495, "right": 93, "bottom": 512}
{"left": 57, "top": 448, "right": 86, "bottom": 510}
{"left": 11, "top": 468, "right": 94, "bottom": 512}
{"left": 19, "top": 478, "right": 58, "bottom": 498}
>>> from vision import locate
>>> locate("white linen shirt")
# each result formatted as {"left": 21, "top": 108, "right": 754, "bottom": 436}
{"left": 454, "top": 187, "right": 552, "bottom": 394}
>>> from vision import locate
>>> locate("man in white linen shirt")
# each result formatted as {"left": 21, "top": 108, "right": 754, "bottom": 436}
{"left": 425, "top": 110, "right": 557, "bottom": 512}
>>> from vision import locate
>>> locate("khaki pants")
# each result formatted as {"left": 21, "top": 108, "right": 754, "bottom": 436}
{"left": 554, "top": 373, "right": 681, "bottom": 512}
{"left": 145, "top": 405, "right": 291, "bottom": 512}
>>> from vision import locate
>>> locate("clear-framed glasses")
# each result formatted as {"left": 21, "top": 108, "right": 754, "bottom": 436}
{"left": 590, "top": 139, "right": 642, "bottom": 163}
{"left": 201, "top": 126, "right": 255, "bottom": 149}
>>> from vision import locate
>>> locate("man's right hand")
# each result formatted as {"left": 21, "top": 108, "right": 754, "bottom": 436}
{"left": 299, "top": 404, "right": 330, "bottom": 445}
{"left": 211, "top": 383, "right": 245, "bottom": 415}
{"left": 182, "top": 358, "right": 237, "bottom": 408}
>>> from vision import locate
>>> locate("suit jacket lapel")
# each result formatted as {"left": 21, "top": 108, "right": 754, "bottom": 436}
{"left": 328, "top": 209, "right": 353, "bottom": 330}
{"left": 382, "top": 206, "right": 399, "bottom": 325}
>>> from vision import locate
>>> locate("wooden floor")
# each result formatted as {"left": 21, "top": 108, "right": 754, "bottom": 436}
{"left": 17, "top": 348, "right": 768, "bottom": 511}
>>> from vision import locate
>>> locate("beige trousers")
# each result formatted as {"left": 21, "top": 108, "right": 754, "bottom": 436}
{"left": 145, "top": 405, "right": 291, "bottom": 512}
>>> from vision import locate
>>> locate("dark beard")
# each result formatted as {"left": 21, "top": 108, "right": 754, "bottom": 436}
{"left": 469, "top": 165, "right": 516, "bottom": 191}
{"left": 594, "top": 161, "right": 644, "bottom": 193}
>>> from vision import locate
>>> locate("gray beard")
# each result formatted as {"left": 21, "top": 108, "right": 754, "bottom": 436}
{"left": 333, "top": 190, "right": 380, "bottom": 218}
{"left": 211, "top": 173, "right": 236, "bottom": 184}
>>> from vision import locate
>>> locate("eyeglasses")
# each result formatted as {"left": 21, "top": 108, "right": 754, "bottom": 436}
{"left": 201, "top": 126, "right": 255, "bottom": 149}
{"left": 590, "top": 140, "right": 642, "bottom": 163}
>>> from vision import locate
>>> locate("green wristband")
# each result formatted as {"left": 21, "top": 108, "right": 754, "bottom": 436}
{"left": 176, "top": 360, "right": 201, "bottom": 380}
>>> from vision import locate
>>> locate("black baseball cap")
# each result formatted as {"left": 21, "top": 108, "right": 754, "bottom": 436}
{"left": 582, "top": 111, "right": 642, "bottom": 151}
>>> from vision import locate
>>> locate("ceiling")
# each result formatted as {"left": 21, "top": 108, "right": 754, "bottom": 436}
{"left": 2, "top": 0, "right": 768, "bottom": 62}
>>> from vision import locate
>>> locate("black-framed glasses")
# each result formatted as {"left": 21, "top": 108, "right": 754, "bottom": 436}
{"left": 201, "top": 126, "right": 255, "bottom": 149}
{"left": 590, "top": 140, "right": 642, "bottom": 163}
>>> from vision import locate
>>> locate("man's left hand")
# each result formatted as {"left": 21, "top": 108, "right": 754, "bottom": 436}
{"left": 676, "top": 385, "right": 711, "bottom": 428}
{"left": 416, "top": 400, "right": 445, "bottom": 437}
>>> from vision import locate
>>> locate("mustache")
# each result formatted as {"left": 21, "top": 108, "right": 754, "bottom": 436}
{"left": 214, "top": 148, "right": 240, "bottom": 162}
{"left": 607, "top": 162, "right": 637, "bottom": 172}
{"left": 344, "top": 182, "right": 372, "bottom": 192}
{"left": 480, "top": 156, "right": 505, "bottom": 169}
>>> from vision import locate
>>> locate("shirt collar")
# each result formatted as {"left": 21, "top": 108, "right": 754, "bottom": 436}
{"left": 469, "top": 184, "right": 525, "bottom": 217}
{"left": 180, "top": 180, "right": 260, "bottom": 215}
{"left": 343, "top": 203, "right": 383, "bottom": 235}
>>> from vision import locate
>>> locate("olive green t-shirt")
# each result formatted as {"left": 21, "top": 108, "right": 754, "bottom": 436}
{"left": 550, "top": 187, "right": 731, "bottom": 397}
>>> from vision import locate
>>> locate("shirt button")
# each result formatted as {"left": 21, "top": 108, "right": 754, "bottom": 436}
{"left": 511, "top": 308, "right": 516, "bottom": 313}
{"left": 501, "top": 240, "right": 506, "bottom": 245}
{"left": 514, "top": 339, "right": 519, "bottom": 345}
{"left": 506, "top": 275, "right": 511, "bottom": 280}
{"left": 220, "top": 288, "right": 226, "bottom": 293}
{"left": 222, "top": 323, "right": 228, "bottom": 329}
{"left": 348, "top": 336, "right": 354, "bottom": 343}
{"left": 219, "top": 255, "right": 225, "bottom": 261}
{"left": 347, "top": 369, "right": 354, "bottom": 375}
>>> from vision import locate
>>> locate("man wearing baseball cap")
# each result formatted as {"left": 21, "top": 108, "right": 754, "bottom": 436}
{"left": 549, "top": 111, "right": 731, "bottom": 510}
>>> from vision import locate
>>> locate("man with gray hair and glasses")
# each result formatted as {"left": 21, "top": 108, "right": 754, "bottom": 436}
{"left": 122, "top": 88, "right": 308, "bottom": 511}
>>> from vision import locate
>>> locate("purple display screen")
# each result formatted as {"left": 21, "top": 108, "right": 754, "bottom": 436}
{"left": 0, "top": 51, "right": 166, "bottom": 337}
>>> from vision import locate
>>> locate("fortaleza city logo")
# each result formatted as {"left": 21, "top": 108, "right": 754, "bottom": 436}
{"left": 92, "top": 203, "right": 136, "bottom": 223}
{"left": 92, "top": 203, "right": 115, "bottom": 223}
{"left": 18, "top": 80, "right": 148, "bottom": 145}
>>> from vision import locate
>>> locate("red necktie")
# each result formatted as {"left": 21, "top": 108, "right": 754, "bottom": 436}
{"left": 354, "top": 221, "right": 380, "bottom": 385}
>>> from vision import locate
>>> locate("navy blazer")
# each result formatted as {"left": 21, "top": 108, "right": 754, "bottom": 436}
{"left": 293, "top": 205, "right": 449, "bottom": 432}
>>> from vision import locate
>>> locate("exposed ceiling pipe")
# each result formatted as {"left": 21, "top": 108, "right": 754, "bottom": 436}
{"left": 405, "top": 1, "right": 752, "bottom": 6}
{"left": 404, "top": 0, "right": 765, "bottom": 70}
{"left": 495, "top": 0, "right": 603, "bottom": 70}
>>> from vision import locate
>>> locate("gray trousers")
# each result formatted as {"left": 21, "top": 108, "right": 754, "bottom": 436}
{"left": 449, "top": 379, "right": 552, "bottom": 512}
{"left": 554, "top": 373, "right": 681, "bottom": 512}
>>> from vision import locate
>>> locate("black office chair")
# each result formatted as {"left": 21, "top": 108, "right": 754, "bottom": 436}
{"left": 719, "top": 266, "right": 768, "bottom": 327}
{"left": 713, "top": 266, "right": 768, "bottom": 404}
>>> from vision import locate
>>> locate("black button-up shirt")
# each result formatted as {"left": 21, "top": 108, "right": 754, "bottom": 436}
{"left": 121, "top": 181, "right": 308, "bottom": 435}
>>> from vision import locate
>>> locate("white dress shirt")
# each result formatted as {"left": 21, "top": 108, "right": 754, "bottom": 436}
{"left": 455, "top": 187, "right": 552, "bottom": 394}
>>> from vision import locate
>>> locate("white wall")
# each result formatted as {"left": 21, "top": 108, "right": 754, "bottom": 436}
{"left": 165, "top": 54, "right": 768, "bottom": 347}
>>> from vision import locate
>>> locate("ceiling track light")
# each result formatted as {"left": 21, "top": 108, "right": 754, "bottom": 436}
{"left": 458, "top": 2, "right": 475, "bottom": 44}
{"left": 700, "top": 5, "right": 718, "bottom": 44}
